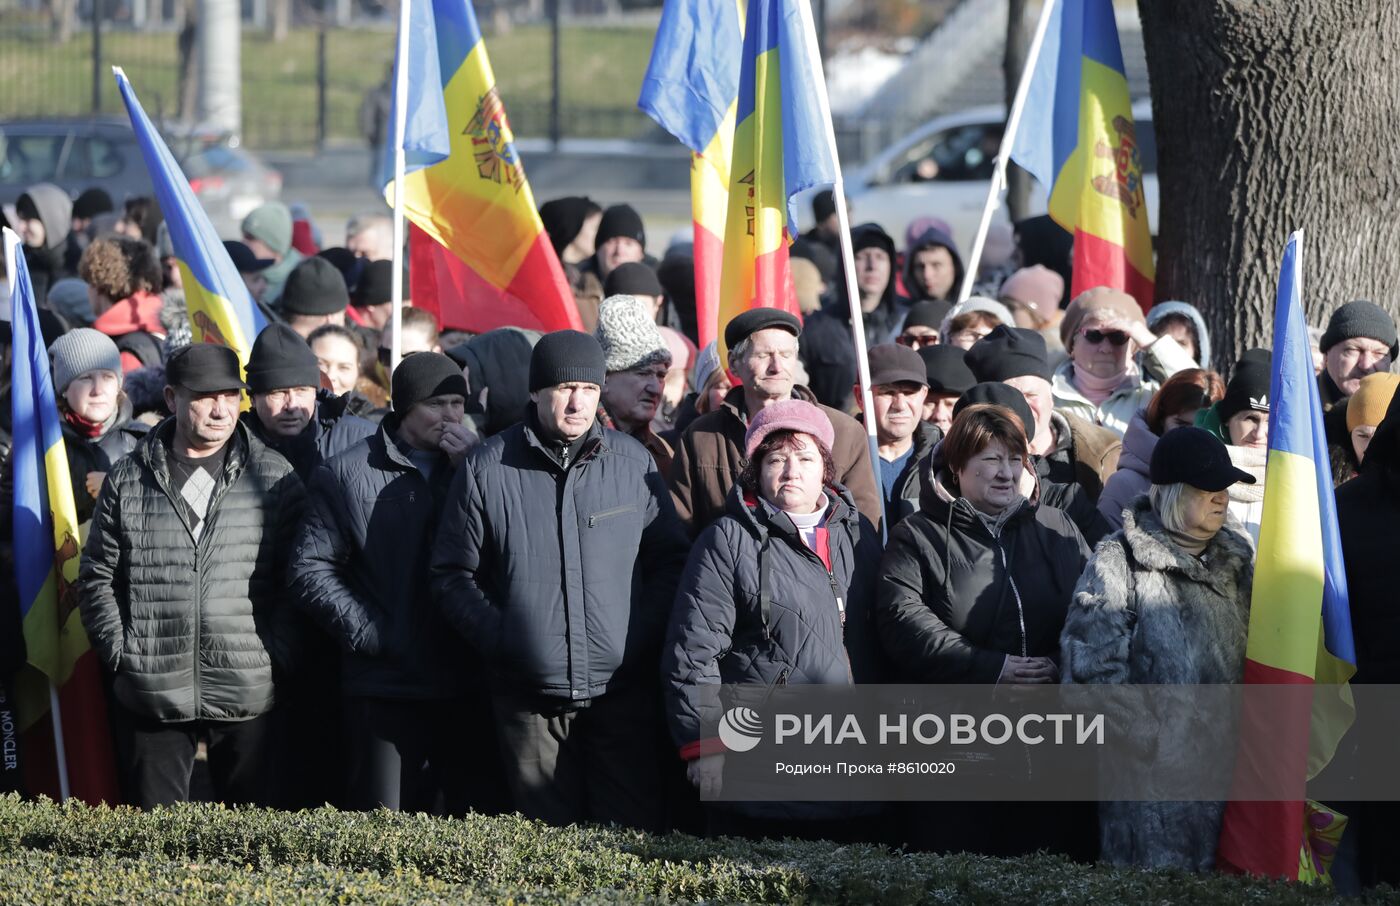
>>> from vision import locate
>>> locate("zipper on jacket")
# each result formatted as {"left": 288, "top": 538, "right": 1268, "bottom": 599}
{"left": 587, "top": 505, "right": 636, "bottom": 527}
{"left": 996, "top": 542, "right": 1028, "bottom": 657}
{"left": 826, "top": 569, "right": 845, "bottom": 624}
{"left": 192, "top": 548, "right": 202, "bottom": 714}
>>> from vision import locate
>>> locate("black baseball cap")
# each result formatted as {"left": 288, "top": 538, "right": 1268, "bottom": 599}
{"left": 1150, "top": 426, "right": 1256, "bottom": 491}
{"left": 165, "top": 343, "right": 249, "bottom": 393}
{"left": 723, "top": 308, "right": 801, "bottom": 353}
{"left": 223, "top": 240, "right": 274, "bottom": 274}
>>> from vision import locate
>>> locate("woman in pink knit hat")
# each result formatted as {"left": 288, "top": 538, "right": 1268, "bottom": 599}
{"left": 661, "top": 398, "right": 884, "bottom": 841}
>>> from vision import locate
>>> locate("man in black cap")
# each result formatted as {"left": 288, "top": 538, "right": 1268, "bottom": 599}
{"left": 852, "top": 343, "right": 935, "bottom": 527}
{"left": 575, "top": 204, "right": 656, "bottom": 331}
{"left": 802, "top": 188, "right": 842, "bottom": 257}
{"left": 281, "top": 256, "right": 351, "bottom": 338}
{"left": 242, "top": 323, "right": 378, "bottom": 482}
{"left": 77, "top": 343, "right": 306, "bottom": 808}
{"left": 242, "top": 324, "right": 376, "bottom": 809}
{"left": 918, "top": 345, "right": 976, "bottom": 433}
{"left": 431, "top": 330, "right": 688, "bottom": 831}
{"left": 224, "top": 240, "right": 275, "bottom": 306}
{"left": 351, "top": 258, "right": 398, "bottom": 332}
{"left": 603, "top": 261, "right": 666, "bottom": 320}
{"left": 669, "top": 308, "right": 880, "bottom": 536}
{"left": 293, "top": 352, "right": 502, "bottom": 815}
{"left": 966, "top": 325, "right": 1122, "bottom": 498}
{"left": 1317, "top": 300, "right": 1398, "bottom": 481}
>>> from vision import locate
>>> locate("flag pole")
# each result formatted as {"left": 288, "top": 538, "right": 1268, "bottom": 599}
{"left": 47, "top": 683, "right": 70, "bottom": 801}
{"left": 792, "top": 0, "right": 883, "bottom": 525}
{"left": 958, "top": 0, "right": 1058, "bottom": 303}
{"left": 389, "top": 0, "right": 411, "bottom": 380}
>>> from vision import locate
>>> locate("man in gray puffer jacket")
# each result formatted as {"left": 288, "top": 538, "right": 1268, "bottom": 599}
{"left": 431, "top": 330, "right": 689, "bottom": 831}
{"left": 77, "top": 343, "right": 306, "bottom": 808}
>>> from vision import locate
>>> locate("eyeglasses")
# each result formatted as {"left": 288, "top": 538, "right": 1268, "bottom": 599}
{"left": 898, "top": 333, "right": 939, "bottom": 349}
{"left": 1080, "top": 328, "right": 1130, "bottom": 346}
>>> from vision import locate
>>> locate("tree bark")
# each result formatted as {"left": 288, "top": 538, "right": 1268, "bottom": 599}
{"left": 1138, "top": 0, "right": 1400, "bottom": 368}
{"left": 1004, "top": 0, "right": 1033, "bottom": 222}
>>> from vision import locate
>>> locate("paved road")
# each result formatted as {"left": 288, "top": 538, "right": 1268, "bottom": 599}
{"left": 263, "top": 141, "right": 693, "bottom": 251}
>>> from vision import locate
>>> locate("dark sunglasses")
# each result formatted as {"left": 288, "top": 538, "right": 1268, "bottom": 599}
{"left": 897, "top": 333, "right": 939, "bottom": 349}
{"left": 1080, "top": 328, "right": 1130, "bottom": 346}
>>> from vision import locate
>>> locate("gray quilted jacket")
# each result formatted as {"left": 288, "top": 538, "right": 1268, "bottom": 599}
{"left": 77, "top": 418, "right": 306, "bottom": 722}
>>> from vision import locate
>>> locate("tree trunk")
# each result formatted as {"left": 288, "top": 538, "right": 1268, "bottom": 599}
{"left": 1138, "top": 0, "right": 1400, "bottom": 368}
{"left": 177, "top": 0, "right": 200, "bottom": 121}
{"left": 269, "top": 0, "right": 290, "bottom": 42}
{"left": 51, "top": 0, "right": 77, "bottom": 43}
{"left": 1004, "top": 0, "right": 1032, "bottom": 222}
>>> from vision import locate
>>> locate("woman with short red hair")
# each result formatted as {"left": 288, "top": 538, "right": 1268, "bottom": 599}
{"left": 1098, "top": 368, "right": 1226, "bottom": 531}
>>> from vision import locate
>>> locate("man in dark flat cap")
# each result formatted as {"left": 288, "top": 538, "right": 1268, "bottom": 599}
{"left": 77, "top": 343, "right": 306, "bottom": 809}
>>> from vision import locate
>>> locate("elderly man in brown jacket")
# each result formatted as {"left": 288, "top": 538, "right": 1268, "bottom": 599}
{"left": 669, "top": 309, "right": 880, "bottom": 537}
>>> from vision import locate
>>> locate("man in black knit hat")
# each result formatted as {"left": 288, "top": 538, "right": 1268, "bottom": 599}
{"left": 281, "top": 256, "right": 351, "bottom": 338}
{"left": 431, "top": 330, "right": 688, "bottom": 831}
{"left": 241, "top": 323, "right": 377, "bottom": 481}
{"left": 292, "top": 351, "right": 502, "bottom": 815}
{"left": 575, "top": 204, "right": 657, "bottom": 331}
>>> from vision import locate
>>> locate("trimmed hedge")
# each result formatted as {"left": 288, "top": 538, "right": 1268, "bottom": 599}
{"left": 0, "top": 795, "right": 1380, "bottom": 904}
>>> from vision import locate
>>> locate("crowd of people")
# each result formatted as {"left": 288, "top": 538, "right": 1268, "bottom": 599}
{"left": 2, "top": 181, "right": 1399, "bottom": 886}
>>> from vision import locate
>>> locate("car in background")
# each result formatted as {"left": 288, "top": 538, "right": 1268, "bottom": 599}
{"left": 0, "top": 117, "right": 281, "bottom": 239}
{"left": 803, "top": 101, "right": 1157, "bottom": 254}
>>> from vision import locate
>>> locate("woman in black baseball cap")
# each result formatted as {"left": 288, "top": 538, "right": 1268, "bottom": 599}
{"left": 1061, "top": 424, "right": 1256, "bottom": 871}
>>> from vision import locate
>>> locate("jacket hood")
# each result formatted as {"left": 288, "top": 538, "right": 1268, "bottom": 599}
{"left": 92, "top": 289, "right": 165, "bottom": 338}
{"left": 919, "top": 437, "right": 1036, "bottom": 531}
{"left": 1117, "top": 410, "right": 1157, "bottom": 479}
{"left": 837, "top": 223, "right": 906, "bottom": 328}
{"left": 1146, "top": 301, "right": 1212, "bottom": 368}
{"left": 902, "top": 226, "right": 965, "bottom": 303}
{"left": 19, "top": 182, "right": 73, "bottom": 250}
{"left": 447, "top": 327, "right": 543, "bottom": 436}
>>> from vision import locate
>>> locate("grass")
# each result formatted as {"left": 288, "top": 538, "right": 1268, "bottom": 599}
{"left": 0, "top": 22, "right": 658, "bottom": 149}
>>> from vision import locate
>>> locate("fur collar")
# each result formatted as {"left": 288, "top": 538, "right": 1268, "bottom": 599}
{"left": 1121, "top": 496, "right": 1254, "bottom": 587}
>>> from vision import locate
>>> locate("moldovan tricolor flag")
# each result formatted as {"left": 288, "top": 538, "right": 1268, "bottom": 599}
{"left": 638, "top": 0, "right": 744, "bottom": 350}
{"left": 713, "top": 0, "right": 836, "bottom": 362}
{"left": 114, "top": 68, "right": 265, "bottom": 363}
{"left": 5, "top": 229, "right": 120, "bottom": 804}
{"left": 1010, "top": 0, "right": 1154, "bottom": 311}
{"left": 382, "top": 0, "right": 580, "bottom": 333}
{"left": 1216, "top": 231, "right": 1357, "bottom": 881}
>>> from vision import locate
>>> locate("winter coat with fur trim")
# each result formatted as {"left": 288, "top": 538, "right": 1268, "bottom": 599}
{"left": 1060, "top": 496, "right": 1254, "bottom": 872}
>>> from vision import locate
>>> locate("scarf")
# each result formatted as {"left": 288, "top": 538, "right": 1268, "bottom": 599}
{"left": 1226, "top": 444, "right": 1267, "bottom": 504}
{"left": 1072, "top": 361, "right": 1137, "bottom": 406}
{"left": 1166, "top": 526, "right": 1212, "bottom": 558}
{"left": 63, "top": 407, "right": 115, "bottom": 439}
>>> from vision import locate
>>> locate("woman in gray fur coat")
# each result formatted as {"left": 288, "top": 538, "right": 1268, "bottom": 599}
{"left": 1061, "top": 427, "right": 1256, "bottom": 871}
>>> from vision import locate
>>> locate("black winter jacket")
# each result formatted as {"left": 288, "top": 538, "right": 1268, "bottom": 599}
{"left": 291, "top": 418, "right": 468, "bottom": 699}
{"left": 876, "top": 469, "right": 1089, "bottom": 683}
{"left": 76, "top": 419, "right": 306, "bottom": 722}
{"left": 241, "top": 390, "right": 377, "bottom": 482}
{"left": 663, "top": 483, "right": 882, "bottom": 748}
{"left": 63, "top": 416, "right": 147, "bottom": 525}
{"left": 431, "top": 410, "right": 690, "bottom": 701}
{"left": 1338, "top": 391, "right": 1400, "bottom": 684}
